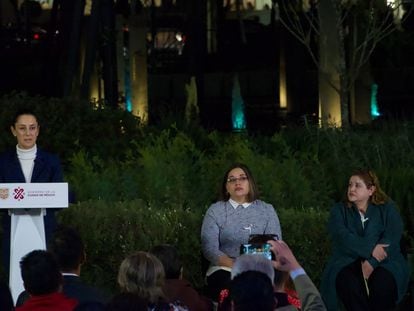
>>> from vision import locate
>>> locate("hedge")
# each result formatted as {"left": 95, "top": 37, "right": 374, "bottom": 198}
{"left": 1, "top": 93, "right": 413, "bottom": 295}
{"left": 56, "top": 201, "right": 330, "bottom": 295}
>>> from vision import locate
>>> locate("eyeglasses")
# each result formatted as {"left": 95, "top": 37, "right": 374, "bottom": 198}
{"left": 227, "top": 176, "right": 248, "bottom": 184}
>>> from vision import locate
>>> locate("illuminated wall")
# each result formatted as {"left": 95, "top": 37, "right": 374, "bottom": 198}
{"left": 225, "top": 0, "right": 272, "bottom": 10}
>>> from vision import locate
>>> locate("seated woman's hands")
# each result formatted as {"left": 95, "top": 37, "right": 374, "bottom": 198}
{"left": 217, "top": 255, "right": 235, "bottom": 268}
{"left": 361, "top": 243, "right": 389, "bottom": 280}
{"left": 361, "top": 260, "right": 374, "bottom": 279}
{"left": 372, "top": 243, "right": 389, "bottom": 262}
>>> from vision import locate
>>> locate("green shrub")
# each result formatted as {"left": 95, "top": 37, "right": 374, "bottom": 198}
{"left": 55, "top": 201, "right": 329, "bottom": 294}
{"left": 62, "top": 121, "right": 414, "bottom": 251}
{"left": 134, "top": 128, "right": 206, "bottom": 207}
{"left": 278, "top": 207, "right": 330, "bottom": 285}
{"left": 0, "top": 92, "right": 142, "bottom": 163}
{"left": 57, "top": 200, "right": 206, "bottom": 293}
{"left": 1, "top": 94, "right": 414, "bottom": 292}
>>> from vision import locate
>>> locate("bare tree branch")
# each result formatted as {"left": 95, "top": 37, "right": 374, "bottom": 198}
{"left": 276, "top": 0, "right": 413, "bottom": 125}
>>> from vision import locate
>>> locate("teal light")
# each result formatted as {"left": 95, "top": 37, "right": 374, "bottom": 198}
{"left": 124, "top": 66, "right": 132, "bottom": 112}
{"left": 232, "top": 74, "right": 246, "bottom": 131}
{"left": 124, "top": 69, "right": 132, "bottom": 112}
{"left": 122, "top": 28, "right": 132, "bottom": 112}
{"left": 371, "top": 83, "right": 380, "bottom": 118}
{"left": 123, "top": 47, "right": 132, "bottom": 112}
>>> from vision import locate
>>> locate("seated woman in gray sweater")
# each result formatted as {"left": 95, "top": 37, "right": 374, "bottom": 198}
{"left": 201, "top": 163, "right": 282, "bottom": 301}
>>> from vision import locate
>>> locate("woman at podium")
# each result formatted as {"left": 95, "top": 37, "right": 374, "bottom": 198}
{"left": 0, "top": 109, "right": 64, "bottom": 273}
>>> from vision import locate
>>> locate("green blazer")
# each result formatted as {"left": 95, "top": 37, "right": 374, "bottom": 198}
{"left": 320, "top": 201, "right": 410, "bottom": 310}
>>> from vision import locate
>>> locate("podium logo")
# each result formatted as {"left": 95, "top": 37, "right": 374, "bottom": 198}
{"left": 13, "top": 187, "right": 25, "bottom": 201}
{"left": 0, "top": 188, "right": 9, "bottom": 200}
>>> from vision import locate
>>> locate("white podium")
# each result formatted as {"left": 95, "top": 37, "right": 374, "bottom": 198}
{"left": 0, "top": 183, "right": 68, "bottom": 302}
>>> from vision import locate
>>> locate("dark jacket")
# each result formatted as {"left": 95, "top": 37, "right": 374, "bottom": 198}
{"left": 0, "top": 148, "right": 64, "bottom": 270}
{"left": 62, "top": 275, "right": 108, "bottom": 305}
{"left": 320, "top": 201, "right": 410, "bottom": 310}
{"left": 0, "top": 148, "right": 63, "bottom": 184}
{"left": 163, "top": 279, "right": 213, "bottom": 311}
{"left": 16, "top": 275, "right": 109, "bottom": 307}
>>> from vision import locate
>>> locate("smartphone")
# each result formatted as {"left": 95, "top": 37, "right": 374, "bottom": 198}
{"left": 240, "top": 243, "right": 272, "bottom": 260}
{"left": 248, "top": 234, "right": 279, "bottom": 243}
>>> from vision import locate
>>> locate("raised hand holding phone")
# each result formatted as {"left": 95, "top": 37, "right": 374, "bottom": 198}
{"left": 267, "top": 240, "right": 301, "bottom": 272}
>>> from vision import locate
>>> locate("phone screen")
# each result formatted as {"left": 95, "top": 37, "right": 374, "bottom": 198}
{"left": 240, "top": 243, "right": 272, "bottom": 260}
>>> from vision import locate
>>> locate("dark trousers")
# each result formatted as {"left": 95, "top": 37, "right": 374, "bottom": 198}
{"left": 206, "top": 269, "right": 231, "bottom": 302}
{"left": 336, "top": 260, "right": 398, "bottom": 311}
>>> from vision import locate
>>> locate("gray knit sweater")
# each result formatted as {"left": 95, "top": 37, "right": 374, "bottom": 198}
{"left": 201, "top": 200, "right": 282, "bottom": 264}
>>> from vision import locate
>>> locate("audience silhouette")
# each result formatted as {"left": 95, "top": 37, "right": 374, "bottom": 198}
{"left": 16, "top": 250, "right": 77, "bottom": 311}
{"left": 150, "top": 244, "right": 213, "bottom": 311}
{"left": 16, "top": 226, "right": 108, "bottom": 307}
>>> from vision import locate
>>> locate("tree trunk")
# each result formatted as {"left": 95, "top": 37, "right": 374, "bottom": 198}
{"left": 128, "top": 0, "right": 148, "bottom": 122}
{"left": 186, "top": 0, "right": 206, "bottom": 125}
{"left": 206, "top": 0, "right": 217, "bottom": 54}
{"left": 236, "top": 0, "right": 246, "bottom": 44}
{"left": 100, "top": 0, "right": 118, "bottom": 108}
{"left": 42, "top": 0, "right": 61, "bottom": 96}
{"left": 333, "top": 0, "right": 349, "bottom": 127}
{"left": 318, "top": 0, "right": 343, "bottom": 127}
{"left": 80, "top": 0, "right": 100, "bottom": 101}
{"left": 62, "top": 0, "right": 85, "bottom": 97}
{"left": 350, "top": 63, "right": 373, "bottom": 124}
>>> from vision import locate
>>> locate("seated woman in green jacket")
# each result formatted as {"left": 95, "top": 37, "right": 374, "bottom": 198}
{"left": 320, "top": 169, "right": 409, "bottom": 311}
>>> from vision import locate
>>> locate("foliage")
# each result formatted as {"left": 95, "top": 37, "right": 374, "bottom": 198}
{"left": 278, "top": 207, "right": 330, "bottom": 285}
{"left": 0, "top": 92, "right": 142, "bottom": 164}
{"left": 134, "top": 129, "right": 206, "bottom": 207}
{"left": 56, "top": 120, "right": 414, "bottom": 293}
{"left": 57, "top": 200, "right": 205, "bottom": 294}
{"left": 276, "top": 0, "right": 411, "bottom": 125}
{"left": 55, "top": 201, "right": 329, "bottom": 294}
{"left": 62, "top": 119, "right": 414, "bottom": 251}
{"left": 1, "top": 94, "right": 414, "bottom": 293}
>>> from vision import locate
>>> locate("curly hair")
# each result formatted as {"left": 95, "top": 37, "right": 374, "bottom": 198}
{"left": 346, "top": 169, "right": 389, "bottom": 206}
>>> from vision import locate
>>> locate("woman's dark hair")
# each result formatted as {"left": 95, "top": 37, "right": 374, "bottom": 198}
{"left": 11, "top": 109, "right": 39, "bottom": 128}
{"left": 219, "top": 163, "right": 259, "bottom": 202}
